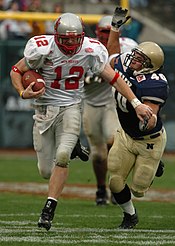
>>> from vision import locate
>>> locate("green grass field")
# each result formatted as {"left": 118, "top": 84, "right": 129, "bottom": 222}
{"left": 0, "top": 152, "right": 175, "bottom": 245}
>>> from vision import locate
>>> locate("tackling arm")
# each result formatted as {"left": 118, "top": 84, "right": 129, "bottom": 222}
{"left": 100, "top": 63, "right": 152, "bottom": 121}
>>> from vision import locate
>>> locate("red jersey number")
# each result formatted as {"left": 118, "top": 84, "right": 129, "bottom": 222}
{"left": 33, "top": 36, "right": 84, "bottom": 90}
{"left": 51, "top": 66, "right": 84, "bottom": 90}
{"left": 34, "top": 36, "right": 49, "bottom": 47}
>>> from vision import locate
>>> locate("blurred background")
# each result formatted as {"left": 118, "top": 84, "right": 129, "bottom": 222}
{"left": 0, "top": 0, "right": 174, "bottom": 151}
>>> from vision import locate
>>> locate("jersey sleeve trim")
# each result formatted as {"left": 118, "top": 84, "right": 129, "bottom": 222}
{"left": 141, "top": 96, "right": 165, "bottom": 104}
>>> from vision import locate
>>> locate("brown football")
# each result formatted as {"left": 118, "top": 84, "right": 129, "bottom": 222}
{"left": 22, "top": 70, "right": 45, "bottom": 92}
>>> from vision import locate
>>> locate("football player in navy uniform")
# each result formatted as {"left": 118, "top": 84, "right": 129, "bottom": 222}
{"left": 107, "top": 7, "right": 169, "bottom": 229}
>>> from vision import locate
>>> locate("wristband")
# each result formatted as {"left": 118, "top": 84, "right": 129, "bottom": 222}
{"left": 130, "top": 98, "right": 141, "bottom": 109}
{"left": 12, "top": 66, "right": 23, "bottom": 75}
{"left": 19, "top": 90, "right": 24, "bottom": 99}
{"left": 109, "top": 72, "right": 120, "bottom": 85}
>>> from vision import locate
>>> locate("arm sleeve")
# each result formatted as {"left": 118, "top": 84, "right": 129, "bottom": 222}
{"left": 90, "top": 44, "right": 109, "bottom": 75}
{"left": 24, "top": 37, "right": 47, "bottom": 69}
{"left": 141, "top": 79, "right": 169, "bottom": 105}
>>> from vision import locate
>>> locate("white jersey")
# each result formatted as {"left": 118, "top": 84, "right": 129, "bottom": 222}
{"left": 83, "top": 37, "right": 138, "bottom": 106}
{"left": 109, "top": 37, "right": 138, "bottom": 64}
{"left": 24, "top": 35, "right": 108, "bottom": 106}
{"left": 83, "top": 80, "right": 113, "bottom": 106}
{"left": 119, "top": 37, "right": 138, "bottom": 53}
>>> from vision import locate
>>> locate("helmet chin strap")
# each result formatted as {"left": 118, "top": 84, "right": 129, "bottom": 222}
{"left": 133, "top": 67, "right": 152, "bottom": 75}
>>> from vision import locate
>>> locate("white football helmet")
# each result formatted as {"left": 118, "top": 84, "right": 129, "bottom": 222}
{"left": 96, "top": 15, "right": 112, "bottom": 46}
{"left": 54, "top": 13, "right": 85, "bottom": 55}
{"left": 124, "top": 41, "right": 164, "bottom": 74}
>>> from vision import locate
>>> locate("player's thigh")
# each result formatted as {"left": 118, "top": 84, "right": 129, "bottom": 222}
{"left": 103, "top": 102, "right": 120, "bottom": 143}
{"left": 62, "top": 104, "right": 81, "bottom": 135}
{"left": 55, "top": 104, "right": 81, "bottom": 163}
{"left": 132, "top": 131, "right": 167, "bottom": 196}
{"left": 108, "top": 129, "right": 135, "bottom": 191}
{"left": 33, "top": 123, "right": 55, "bottom": 177}
{"left": 82, "top": 103, "right": 104, "bottom": 144}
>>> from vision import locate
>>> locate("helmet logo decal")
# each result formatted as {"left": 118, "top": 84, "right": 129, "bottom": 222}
{"left": 54, "top": 17, "right": 61, "bottom": 33}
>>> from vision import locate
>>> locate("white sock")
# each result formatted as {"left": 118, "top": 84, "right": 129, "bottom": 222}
{"left": 119, "top": 200, "right": 135, "bottom": 215}
{"left": 48, "top": 197, "right": 58, "bottom": 202}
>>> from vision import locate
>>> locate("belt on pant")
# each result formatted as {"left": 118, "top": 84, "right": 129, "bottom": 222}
{"left": 132, "top": 128, "right": 164, "bottom": 141}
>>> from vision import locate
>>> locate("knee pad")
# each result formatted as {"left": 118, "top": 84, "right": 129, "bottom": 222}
{"left": 37, "top": 161, "right": 52, "bottom": 179}
{"left": 38, "top": 169, "right": 51, "bottom": 179}
{"left": 109, "top": 174, "right": 124, "bottom": 193}
{"left": 92, "top": 154, "right": 106, "bottom": 164}
{"left": 131, "top": 188, "right": 144, "bottom": 198}
{"left": 56, "top": 149, "right": 70, "bottom": 167}
{"left": 91, "top": 145, "right": 107, "bottom": 162}
{"left": 132, "top": 165, "right": 154, "bottom": 197}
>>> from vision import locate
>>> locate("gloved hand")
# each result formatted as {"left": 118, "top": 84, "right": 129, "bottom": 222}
{"left": 84, "top": 74, "right": 102, "bottom": 84}
{"left": 139, "top": 118, "right": 149, "bottom": 131}
{"left": 111, "top": 6, "right": 131, "bottom": 31}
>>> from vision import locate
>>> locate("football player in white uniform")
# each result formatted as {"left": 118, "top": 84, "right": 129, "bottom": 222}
{"left": 83, "top": 14, "right": 138, "bottom": 206}
{"left": 10, "top": 12, "right": 152, "bottom": 231}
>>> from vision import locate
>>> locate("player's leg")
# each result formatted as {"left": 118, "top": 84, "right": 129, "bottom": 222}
{"left": 33, "top": 124, "right": 55, "bottom": 179}
{"left": 131, "top": 130, "right": 167, "bottom": 198}
{"left": 38, "top": 104, "right": 81, "bottom": 230}
{"left": 34, "top": 125, "right": 57, "bottom": 231}
{"left": 83, "top": 102, "right": 109, "bottom": 205}
{"left": 70, "top": 137, "right": 89, "bottom": 162}
{"left": 102, "top": 99, "right": 121, "bottom": 204}
{"left": 155, "top": 159, "right": 165, "bottom": 177}
{"left": 91, "top": 143, "right": 109, "bottom": 205}
{"left": 108, "top": 129, "right": 138, "bottom": 229}
{"left": 33, "top": 105, "right": 56, "bottom": 179}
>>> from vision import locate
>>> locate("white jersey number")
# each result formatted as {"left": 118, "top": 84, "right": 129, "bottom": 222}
{"left": 117, "top": 93, "right": 128, "bottom": 112}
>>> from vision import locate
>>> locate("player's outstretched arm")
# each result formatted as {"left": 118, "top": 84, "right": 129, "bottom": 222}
{"left": 100, "top": 63, "right": 153, "bottom": 121}
{"left": 107, "top": 6, "right": 131, "bottom": 66}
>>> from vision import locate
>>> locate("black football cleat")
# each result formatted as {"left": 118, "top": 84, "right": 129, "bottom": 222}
{"left": 95, "top": 189, "right": 109, "bottom": 206}
{"left": 71, "top": 139, "right": 89, "bottom": 162}
{"left": 118, "top": 211, "right": 139, "bottom": 229}
{"left": 155, "top": 160, "right": 165, "bottom": 177}
{"left": 38, "top": 210, "right": 54, "bottom": 231}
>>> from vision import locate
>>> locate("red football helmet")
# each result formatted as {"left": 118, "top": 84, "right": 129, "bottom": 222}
{"left": 96, "top": 15, "right": 112, "bottom": 47}
{"left": 54, "top": 13, "right": 85, "bottom": 56}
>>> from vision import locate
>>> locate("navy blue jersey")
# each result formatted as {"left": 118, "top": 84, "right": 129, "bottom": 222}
{"left": 114, "top": 53, "right": 169, "bottom": 138}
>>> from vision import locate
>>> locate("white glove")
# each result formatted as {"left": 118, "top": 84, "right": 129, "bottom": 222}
{"left": 84, "top": 74, "right": 102, "bottom": 84}
{"left": 139, "top": 118, "right": 149, "bottom": 131}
